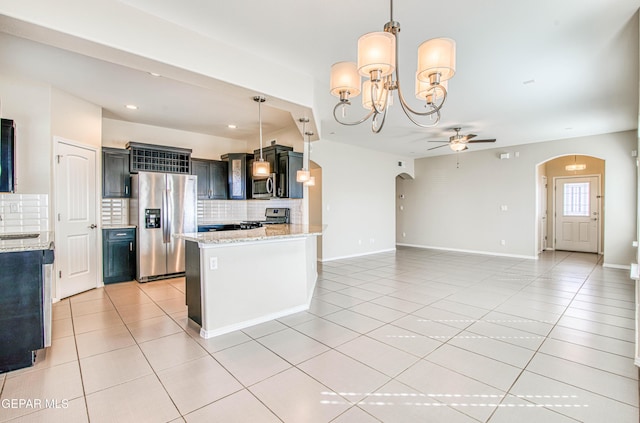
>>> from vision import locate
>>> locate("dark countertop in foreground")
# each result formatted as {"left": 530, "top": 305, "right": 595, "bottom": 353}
{"left": 176, "top": 224, "right": 324, "bottom": 245}
{"left": 0, "top": 231, "right": 54, "bottom": 253}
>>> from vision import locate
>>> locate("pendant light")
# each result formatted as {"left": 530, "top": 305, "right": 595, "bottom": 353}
{"left": 304, "top": 130, "right": 315, "bottom": 187}
{"left": 252, "top": 96, "right": 271, "bottom": 178}
{"left": 296, "top": 118, "right": 311, "bottom": 183}
{"left": 565, "top": 155, "right": 586, "bottom": 172}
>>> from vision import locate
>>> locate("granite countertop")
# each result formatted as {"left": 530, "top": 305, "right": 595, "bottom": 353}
{"left": 102, "top": 224, "right": 137, "bottom": 229}
{"left": 0, "top": 231, "right": 55, "bottom": 253}
{"left": 176, "top": 224, "right": 325, "bottom": 245}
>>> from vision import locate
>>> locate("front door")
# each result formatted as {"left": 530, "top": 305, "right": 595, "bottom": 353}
{"left": 554, "top": 176, "right": 599, "bottom": 253}
{"left": 55, "top": 139, "right": 99, "bottom": 299}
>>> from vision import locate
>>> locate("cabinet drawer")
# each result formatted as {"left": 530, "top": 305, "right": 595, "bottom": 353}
{"left": 105, "top": 229, "right": 135, "bottom": 241}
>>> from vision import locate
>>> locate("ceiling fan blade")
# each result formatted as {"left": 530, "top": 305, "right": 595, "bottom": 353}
{"left": 467, "top": 139, "right": 496, "bottom": 143}
{"left": 460, "top": 134, "right": 477, "bottom": 142}
{"left": 427, "top": 144, "right": 450, "bottom": 151}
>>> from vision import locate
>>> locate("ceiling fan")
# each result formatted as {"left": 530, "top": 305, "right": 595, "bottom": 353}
{"left": 428, "top": 128, "right": 496, "bottom": 152}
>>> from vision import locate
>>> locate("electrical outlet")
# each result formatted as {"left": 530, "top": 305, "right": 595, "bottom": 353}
{"left": 370, "top": 238, "right": 375, "bottom": 244}
{"left": 500, "top": 240, "right": 506, "bottom": 246}
{"left": 209, "top": 257, "right": 218, "bottom": 270}
{"left": 9, "top": 203, "right": 18, "bottom": 213}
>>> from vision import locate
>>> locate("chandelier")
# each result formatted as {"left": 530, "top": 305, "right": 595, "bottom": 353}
{"left": 329, "top": 0, "right": 456, "bottom": 132}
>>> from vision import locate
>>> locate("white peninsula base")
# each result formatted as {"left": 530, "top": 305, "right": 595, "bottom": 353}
{"left": 182, "top": 225, "right": 321, "bottom": 338}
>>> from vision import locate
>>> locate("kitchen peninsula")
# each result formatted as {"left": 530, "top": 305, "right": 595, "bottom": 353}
{"left": 176, "top": 224, "right": 323, "bottom": 338}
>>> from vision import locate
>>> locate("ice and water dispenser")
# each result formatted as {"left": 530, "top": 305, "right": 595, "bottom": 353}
{"left": 145, "top": 208, "right": 161, "bottom": 229}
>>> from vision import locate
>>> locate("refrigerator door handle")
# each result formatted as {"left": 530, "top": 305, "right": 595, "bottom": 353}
{"left": 162, "top": 189, "right": 170, "bottom": 244}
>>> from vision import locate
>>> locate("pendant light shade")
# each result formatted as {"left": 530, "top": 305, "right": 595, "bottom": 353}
{"left": 252, "top": 96, "right": 271, "bottom": 178}
{"left": 253, "top": 159, "right": 270, "bottom": 177}
{"left": 330, "top": 62, "right": 361, "bottom": 98}
{"left": 296, "top": 169, "right": 311, "bottom": 183}
{"left": 565, "top": 155, "right": 586, "bottom": 171}
{"left": 304, "top": 176, "right": 316, "bottom": 187}
{"left": 357, "top": 31, "right": 396, "bottom": 77}
{"left": 417, "top": 38, "right": 456, "bottom": 83}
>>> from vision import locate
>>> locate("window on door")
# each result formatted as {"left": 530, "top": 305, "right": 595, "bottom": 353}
{"left": 563, "top": 182, "right": 590, "bottom": 217}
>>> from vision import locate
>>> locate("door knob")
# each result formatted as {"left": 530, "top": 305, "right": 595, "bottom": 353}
{"left": 89, "top": 224, "right": 97, "bottom": 229}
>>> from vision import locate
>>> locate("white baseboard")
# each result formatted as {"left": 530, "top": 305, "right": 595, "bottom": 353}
{"left": 320, "top": 248, "right": 396, "bottom": 263}
{"left": 396, "top": 243, "right": 537, "bottom": 260}
{"left": 199, "top": 304, "right": 309, "bottom": 339}
{"left": 602, "top": 262, "right": 631, "bottom": 270}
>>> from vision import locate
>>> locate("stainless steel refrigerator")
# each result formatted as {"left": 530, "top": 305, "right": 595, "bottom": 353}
{"left": 130, "top": 172, "right": 197, "bottom": 282}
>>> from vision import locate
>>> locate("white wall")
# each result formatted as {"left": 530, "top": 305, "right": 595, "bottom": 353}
{"left": 51, "top": 88, "right": 102, "bottom": 148}
{"left": 312, "top": 139, "right": 415, "bottom": 261}
{"left": 398, "top": 130, "right": 637, "bottom": 267}
{"left": 0, "top": 72, "right": 51, "bottom": 194}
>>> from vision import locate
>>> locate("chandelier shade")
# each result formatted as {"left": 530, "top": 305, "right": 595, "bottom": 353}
{"left": 415, "top": 77, "right": 448, "bottom": 103}
{"left": 330, "top": 62, "right": 361, "bottom": 98}
{"left": 362, "top": 80, "right": 388, "bottom": 111}
{"left": 417, "top": 38, "right": 456, "bottom": 83}
{"left": 357, "top": 31, "right": 396, "bottom": 78}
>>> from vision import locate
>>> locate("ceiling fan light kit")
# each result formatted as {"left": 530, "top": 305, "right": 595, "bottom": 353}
{"left": 329, "top": 0, "right": 456, "bottom": 133}
{"left": 427, "top": 127, "right": 497, "bottom": 152}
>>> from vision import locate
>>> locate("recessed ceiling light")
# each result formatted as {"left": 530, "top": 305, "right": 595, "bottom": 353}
{"left": 125, "top": 104, "right": 138, "bottom": 110}
{"left": 148, "top": 72, "right": 161, "bottom": 77}
{"left": 227, "top": 124, "right": 237, "bottom": 129}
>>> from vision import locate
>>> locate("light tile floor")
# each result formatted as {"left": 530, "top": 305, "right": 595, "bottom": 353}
{"left": 1, "top": 248, "right": 638, "bottom": 422}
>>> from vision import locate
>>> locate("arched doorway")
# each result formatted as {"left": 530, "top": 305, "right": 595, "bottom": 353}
{"left": 395, "top": 172, "right": 414, "bottom": 245}
{"left": 536, "top": 154, "right": 604, "bottom": 255}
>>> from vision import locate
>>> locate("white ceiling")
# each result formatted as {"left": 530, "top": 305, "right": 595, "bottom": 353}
{"left": 0, "top": 0, "right": 638, "bottom": 158}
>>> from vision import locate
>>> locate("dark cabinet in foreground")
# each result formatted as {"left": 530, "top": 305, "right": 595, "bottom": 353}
{"left": 0, "top": 249, "right": 52, "bottom": 373}
{"left": 103, "top": 228, "right": 136, "bottom": 284}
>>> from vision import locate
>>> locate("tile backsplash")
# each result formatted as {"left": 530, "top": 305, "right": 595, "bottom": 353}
{"left": 101, "top": 198, "right": 303, "bottom": 226}
{"left": 101, "top": 199, "right": 130, "bottom": 226}
{"left": 199, "top": 199, "right": 303, "bottom": 224}
{"left": 0, "top": 194, "right": 49, "bottom": 233}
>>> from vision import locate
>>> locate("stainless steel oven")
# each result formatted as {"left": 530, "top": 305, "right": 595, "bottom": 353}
{"left": 252, "top": 173, "right": 277, "bottom": 199}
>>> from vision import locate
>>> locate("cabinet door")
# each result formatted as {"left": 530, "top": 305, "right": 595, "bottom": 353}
{"left": 224, "top": 154, "right": 253, "bottom": 200}
{"left": 192, "top": 159, "right": 212, "bottom": 199}
{"left": 278, "top": 152, "right": 304, "bottom": 199}
{"left": 102, "top": 149, "right": 131, "bottom": 198}
{"left": 210, "top": 160, "right": 228, "bottom": 199}
{"left": 103, "top": 229, "right": 136, "bottom": 284}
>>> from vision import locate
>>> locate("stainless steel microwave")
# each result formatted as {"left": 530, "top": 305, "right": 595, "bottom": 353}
{"left": 252, "top": 173, "right": 277, "bottom": 199}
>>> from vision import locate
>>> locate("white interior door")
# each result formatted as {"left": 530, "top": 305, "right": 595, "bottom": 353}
{"left": 554, "top": 176, "right": 599, "bottom": 253}
{"left": 55, "top": 139, "right": 99, "bottom": 299}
